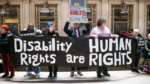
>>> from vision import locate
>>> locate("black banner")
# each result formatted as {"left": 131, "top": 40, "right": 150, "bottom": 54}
{"left": 8, "top": 36, "right": 137, "bottom": 67}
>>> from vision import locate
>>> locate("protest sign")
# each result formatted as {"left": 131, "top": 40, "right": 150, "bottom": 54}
{"left": 9, "top": 36, "right": 137, "bottom": 67}
{"left": 69, "top": 0, "right": 87, "bottom": 23}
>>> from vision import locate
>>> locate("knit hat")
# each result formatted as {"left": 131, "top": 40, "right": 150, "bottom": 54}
{"left": 0, "top": 25, "right": 9, "bottom": 31}
{"left": 47, "top": 22, "right": 51, "bottom": 27}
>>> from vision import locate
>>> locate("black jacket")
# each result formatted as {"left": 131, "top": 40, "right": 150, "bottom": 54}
{"left": 64, "top": 22, "right": 90, "bottom": 37}
{"left": 45, "top": 31, "right": 59, "bottom": 36}
{"left": 0, "top": 31, "right": 13, "bottom": 53}
{"left": 145, "top": 38, "right": 150, "bottom": 52}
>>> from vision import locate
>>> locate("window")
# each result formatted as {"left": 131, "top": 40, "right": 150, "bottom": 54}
{"left": 147, "top": 6, "right": 150, "bottom": 35}
{"left": 35, "top": 5, "right": 58, "bottom": 34}
{"left": 111, "top": 5, "right": 133, "bottom": 34}
{"left": 80, "top": 5, "right": 96, "bottom": 35}
{"left": 0, "top": 6, "right": 20, "bottom": 36}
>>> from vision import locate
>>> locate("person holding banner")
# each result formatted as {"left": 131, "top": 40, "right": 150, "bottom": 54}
{"left": 45, "top": 22, "right": 59, "bottom": 79}
{"left": 64, "top": 18, "right": 90, "bottom": 77}
{"left": 24, "top": 23, "right": 37, "bottom": 32}
{"left": 23, "top": 23, "right": 41, "bottom": 79}
{"left": 130, "top": 29, "right": 143, "bottom": 73}
{"left": 89, "top": 17, "right": 118, "bottom": 78}
{"left": 0, "top": 25, "right": 15, "bottom": 78}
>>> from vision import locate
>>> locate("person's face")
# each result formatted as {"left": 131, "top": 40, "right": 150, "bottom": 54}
{"left": 148, "top": 35, "right": 150, "bottom": 40}
{"left": 0, "top": 28, "right": 6, "bottom": 34}
{"left": 98, "top": 22, "right": 106, "bottom": 28}
{"left": 133, "top": 32, "right": 139, "bottom": 37}
{"left": 28, "top": 25, "right": 34, "bottom": 30}
{"left": 102, "top": 22, "right": 106, "bottom": 27}
{"left": 49, "top": 25, "right": 55, "bottom": 32}
{"left": 74, "top": 23, "right": 80, "bottom": 29}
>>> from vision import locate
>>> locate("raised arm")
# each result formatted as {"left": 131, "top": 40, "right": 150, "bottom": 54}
{"left": 83, "top": 18, "right": 90, "bottom": 34}
{"left": 63, "top": 19, "right": 72, "bottom": 35}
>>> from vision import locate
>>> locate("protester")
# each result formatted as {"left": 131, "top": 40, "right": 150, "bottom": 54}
{"left": 24, "top": 23, "right": 37, "bottom": 32}
{"left": 145, "top": 34, "right": 150, "bottom": 57}
{"left": 130, "top": 29, "right": 142, "bottom": 73}
{"left": 24, "top": 23, "right": 41, "bottom": 78}
{"left": 45, "top": 22, "right": 59, "bottom": 79}
{"left": 89, "top": 17, "right": 118, "bottom": 78}
{"left": 0, "top": 25, "right": 15, "bottom": 78}
{"left": 64, "top": 18, "right": 90, "bottom": 77}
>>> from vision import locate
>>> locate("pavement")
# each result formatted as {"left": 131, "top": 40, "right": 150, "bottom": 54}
{"left": 0, "top": 70, "right": 150, "bottom": 84}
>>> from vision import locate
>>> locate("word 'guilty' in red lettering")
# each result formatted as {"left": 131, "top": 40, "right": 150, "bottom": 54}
{"left": 70, "top": 11, "right": 86, "bottom": 15}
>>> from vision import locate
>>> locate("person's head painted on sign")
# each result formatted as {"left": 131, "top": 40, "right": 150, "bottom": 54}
{"left": 47, "top": 22, "right": 55, "bottom": 33}
{"left": 97, "top": 17, "right": 106, "bottom": 28}
{"left": 27, "top": 23, "right": 34, "bottom": 30}
{"left": 74, "top": 23, "right": 80, "bottom": 30}
{"left": 0, "top": 25, "right": 9, "bottom": 34}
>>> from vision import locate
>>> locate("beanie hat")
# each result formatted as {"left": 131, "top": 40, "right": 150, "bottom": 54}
{"left": 47, "top": 22, "right": 51, "bottom": 27}
{"left": 0, "top": 25, "right": 9, "bottom": 31}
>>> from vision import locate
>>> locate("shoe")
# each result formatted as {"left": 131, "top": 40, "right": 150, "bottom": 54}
{"left": 53, "top": 75, "right": 57, "bottom": 79}
{"left": 24, "top": 72, "right": 32, "bottom": 77}
{"left": 2, "top": 73, "right": 9, "bottom": 78}
{"left": 103, "top": 73, "right": 110, "bottom": 77}
{"left": 134, "top": 69, "right": 140, "bottom": 73}
{"left": 35, "top": 73, "right": 40, "bottom": 79}
{"left": 48, "top": 72, "right": 52, "bottom": 78}
{"left": 53, "top": 73, "right": 57, "bottom": 79}
{"left": 97, "top": 73, "right": 101, "bottom": 78}
{"left": 77, "top": 70, "right": 83, "bottom": 76}
{"left": 9, "top": 74, "right": 15, "bottom": 78}
{"left": 70, "top": 72, "right": 74, "bottom": 77}
{"left": 131, "top": 67, "right": 134, "bottom": 72}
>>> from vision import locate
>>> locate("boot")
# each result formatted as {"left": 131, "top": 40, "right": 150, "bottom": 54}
{"left": 70, "top": 71, "right": 74, "bottom": 77}
{"left": 131, "top": 67, "right": 134, "bottom": 72}
{"left": 77, "top": 70, "right": 83, "bottom": 76}
{"left": 97, "top": 73, "right": 101, "bottom": 78}
{"left": 9, "top": 74, "right": 15, "bottom": 78}
{"left": 53, "top": 73, "right": 57, "bottom": 79}
{"left": 2, "top": 73, "right": 9, "bottom": 78}
{"left": 134, "top": 69, "right": 140, "bottom": 73}
{"left": 102, "top": 72, "right": 110, "bottom": 77}
{"left": 48, "top": 72, "right": 52, "bottom": 78}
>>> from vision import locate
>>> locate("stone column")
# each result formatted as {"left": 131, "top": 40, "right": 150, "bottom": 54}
{"left": 62, "top": 0, "right": 69, "bottom": 36}
{"left": 101, "top": 0, "right": 109, "bottom": 28}
{"left": 138, "top": 0, "right": 145, "bottom": 37}
{"left": 22, "top": 0, "right": 30, "bottom": 30}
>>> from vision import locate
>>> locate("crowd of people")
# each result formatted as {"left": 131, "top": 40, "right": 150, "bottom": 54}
{"left": 0, "top": 17, "right": 149, "bottom": 79}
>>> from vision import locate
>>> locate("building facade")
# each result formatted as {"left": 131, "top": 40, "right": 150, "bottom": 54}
{"left": 0, "top": 0, "right": 149, "bottom": 37}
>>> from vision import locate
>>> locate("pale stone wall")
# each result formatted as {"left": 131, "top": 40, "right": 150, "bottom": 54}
{"left": 0, "top": 0, "right": 149, "bottom": 36}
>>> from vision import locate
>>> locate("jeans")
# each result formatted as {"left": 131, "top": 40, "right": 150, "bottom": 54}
{"left": 26, "top": 66, "right": 41, "bottom": 74}
{"left": 49, "top": 66, "right": 58, "bottom": 75}
{"left": 71, "top": 67, "right": 81, "bottom": 71}
{"left": 97, "top": 67, "right": 108, "bottom": 74}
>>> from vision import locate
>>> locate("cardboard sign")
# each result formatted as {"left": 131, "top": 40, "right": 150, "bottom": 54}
{"left": 20, "top": 30, "right": 35, "bottom": 36}
{"left": 69, "top": 0, "right": 87, "bottom": 23}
